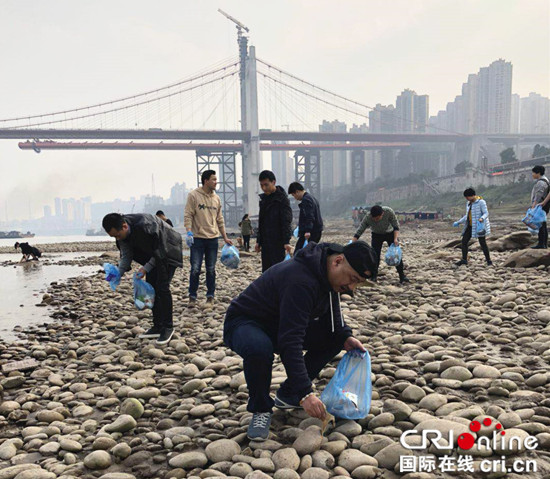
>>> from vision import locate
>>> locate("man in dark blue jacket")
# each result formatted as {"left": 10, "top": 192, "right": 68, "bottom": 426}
{"left": 224, "top": 241, "right": 377, "bottom": 441}
{"left": 288, "top": 182, "right": 324, "bottom": 254}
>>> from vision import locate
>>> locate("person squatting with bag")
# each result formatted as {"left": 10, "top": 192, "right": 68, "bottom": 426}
{"left": 352, "top": 205, "right": 409, "bottom": 284}
{"left": 530, "top": 165, "right": 550, "bottom": 249}
{"left": 223, "top": 240, "right": 377, "bottom": 441}
{"left": 453, "top": 188, "right": 492, "bottom": 267}
{"left": 102, "top": 213, "right": 183, "bottom": 345}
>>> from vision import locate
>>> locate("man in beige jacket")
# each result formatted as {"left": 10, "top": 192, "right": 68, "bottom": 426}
{"left": 184, "top": 170, "right": 232, "bottom": 306}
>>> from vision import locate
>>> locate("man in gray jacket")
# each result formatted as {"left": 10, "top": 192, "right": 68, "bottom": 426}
{"left": 531, "top": 165, "right": 550, "bottom": 249}
{"left": 103, "top": 213, "right": 183, "bottom": 344}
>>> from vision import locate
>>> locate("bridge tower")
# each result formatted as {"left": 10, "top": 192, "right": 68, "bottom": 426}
{"left": 219, "top": 10, "right": 261, "bottom": 217}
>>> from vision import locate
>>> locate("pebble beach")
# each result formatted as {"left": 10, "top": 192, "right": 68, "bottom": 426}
{"left": 1, "top": 218, "right": 550, "bottom": 479}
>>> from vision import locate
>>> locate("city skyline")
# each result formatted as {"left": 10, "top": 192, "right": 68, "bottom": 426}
{"left": 1, "top": 0, "right": 548, "bottom": 221}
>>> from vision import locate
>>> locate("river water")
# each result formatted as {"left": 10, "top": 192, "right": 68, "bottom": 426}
{"left": 0, "top": 235, "right": 109, "bottom": 248}
{"left": 0, "top": 252, "right": 100, "bottom": 341}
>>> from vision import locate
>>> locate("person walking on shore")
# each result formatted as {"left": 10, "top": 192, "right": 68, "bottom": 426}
{"left": 184, "top": 170, "right": 233, "bottom": 307}
{"left": 224, "top": 241, "right": 377, "bottom": 440}
{"left": 530, "top": 165, "right": 550, "bottom": 249}
{"left": 352, "top": 205, "right": 409, "bottom": 284}
{"left": 14, "top": 242, "right": 42, "bottom": 262}
{"left": 453, "top": 188, "right": 493, "bottom": 266}
{"left": 288, "top": 181, "right": 323, "bottom": 253}
{"left": 239, "top": 214, "right": 253, "bottom": 252}
{"left": 102, "top": 213, "right": 183, "bottom": 345}
{"left": 255, "top": 170, "right": 293, "bottom": 272}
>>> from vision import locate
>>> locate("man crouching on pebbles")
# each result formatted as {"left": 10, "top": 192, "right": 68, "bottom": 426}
{"left": 223, "top": 241, "right": 377, "bottom": 440}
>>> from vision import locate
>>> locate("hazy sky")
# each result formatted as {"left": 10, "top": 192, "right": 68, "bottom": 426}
{"left": 1, "top": 0, "right": 549, "bottom": 222}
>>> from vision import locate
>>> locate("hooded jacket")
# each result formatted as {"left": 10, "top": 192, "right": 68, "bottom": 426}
{"left": 257, "top": 185, "right": 293, "bottom": 246}
{"left": 225, "top": 242, "right": 353, "bottom": 398}
{"left": 456, "top": 197, "right": 491, "bottom": 238}
{"left": 298, "top": 192, "right": 323, "bottom": 237}
{"left": 117, "top": 214, "right": 183, "bottom": 274}
{"left": 184, "top": 187, "right": 226, "bottom": 239}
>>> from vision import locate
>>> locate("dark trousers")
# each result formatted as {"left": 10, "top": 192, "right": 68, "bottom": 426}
{"left": 371, "top": 232, "right": 405, "bottom": 279}
{"left": 462, "top": 225, "right": 491, "bottom": 262}
{"left": 538, "top": 222, "right": 548, "bottom": 248}
{"left": 224, "top": 316, "right": 344, "bottom": 413}
{"left": 295, "top": 231, "right": 322, "bottom": 255}
{"left": 146, "top": 262, "right": 176, "bottom": 329}
{"left": 261, "top": 243, "right": 286, "bottom": 273}
{"left": 189, "top": 238, "right": 219, "bottom": 298}
{"left": 243, "top": 235, "right": 251, "bottom": 251}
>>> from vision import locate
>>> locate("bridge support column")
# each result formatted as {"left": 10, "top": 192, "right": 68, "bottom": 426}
{"left": 196, "top": 149, "right": 240, "bottom": 227}
{"left": 351, "top": 150, "right": 365, "bottom": 187}
{"left": 295, "top": 149, "right": 321, "bottom": 200}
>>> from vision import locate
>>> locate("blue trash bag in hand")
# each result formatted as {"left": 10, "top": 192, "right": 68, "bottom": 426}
{"left": 385, "top": 244, "right": 402, "bottom": 266}
{"left": 321, "top": 349, "right": 372, "bottom": 419}
{"left": 476, "top": 220, "right": 487, "bottom": 237}
{"left": 523, "top": 206, "right": 546, "bottom": 230}
{"left": 103, "top": 263, "right": 121, "bottom": 291}
{"left": 133, "top": 274, "right": 155, "bottom": 310}
{"left": 293, "top": 226, "right": 299, "bottom": 238}
{"left": 221, "top": 244, "right": 240, "bottom": 269}
{"left": 284, "top": 252, "right": 292, "bottom": 261}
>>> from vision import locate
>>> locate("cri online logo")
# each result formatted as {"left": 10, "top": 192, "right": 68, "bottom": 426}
{"left": 400, "top": 418, "right": 539, "bottom": 451}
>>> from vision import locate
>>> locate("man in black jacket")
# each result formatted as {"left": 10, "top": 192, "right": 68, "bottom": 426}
{"left": 224, "top": 240, "right": 377, "bottom": 441}
{"left": 255, "top": 170, "right": 293, "bottom": 272}
{"left": 103, "top": 213, "right": 183, "bottom": 345}
{"left": 288, "top": 182, "right": 323, "bottom": 253}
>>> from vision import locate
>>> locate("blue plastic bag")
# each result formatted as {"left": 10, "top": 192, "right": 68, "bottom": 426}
{"left": 523, "top": 206, "right": 546, "bottom": 230}
{"left": 133, "top": 274, "right": 155, "bottom": 310}
{"left": 221, "top": 244, "right": 240, "bottom": 269}
{"left": 103, "top": 263, "right": 121, "bottom": 291}
{"left": 321, "top": 350, "right": 372, "bottom": 419}
{"left": 303, "top": 239, "right": 308, "bottom": 248}
{"left": 385, "top": 244, "right": 402, "bottom": 266}
{"left": 476, "top": 220, "right": 486, "bottom": 237}
{"left": 293, "top": 226, "right": 299, "bottom": 238}
{"left": 284, "top": 253, "right": 292, "bottom": 261}
{"left": 528, "top": 226, "right": 539, "bottom": 235}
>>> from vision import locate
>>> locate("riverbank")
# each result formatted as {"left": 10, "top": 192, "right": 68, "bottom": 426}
{"left": 1, "top": 219, "right": 550, "bottom": 478}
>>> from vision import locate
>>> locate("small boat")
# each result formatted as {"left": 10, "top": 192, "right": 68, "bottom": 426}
{"left": 0, "top": 231, "right": 35, "bottom": 239}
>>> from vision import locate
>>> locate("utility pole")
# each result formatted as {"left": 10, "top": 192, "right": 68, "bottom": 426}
{"left": 218, "top": 9, "right": 259, "bottom": 216}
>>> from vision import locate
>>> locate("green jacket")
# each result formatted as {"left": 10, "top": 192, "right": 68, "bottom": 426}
{"left": 240, "top": 219, "right": 253, "bottom": 236}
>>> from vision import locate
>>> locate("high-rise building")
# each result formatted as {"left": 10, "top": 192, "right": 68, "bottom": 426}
{"left": 319, "top": 120, "right": 348, "bottom": 189}
{"left": 54, "top": 197, "right": 62, "bottom": 217}
{"left": 169, "top": 182, "right": 187, "bottom": 205}
{"left": 271, "top": 143, "right": 294, "bottom": 188}
{"left": 510, "top": 93, "right": 520, "bottom": 133}
{"left": 395, "top": 90, "right": 430, "bottom": 133}
{"left": 43, "top": 205, "right": 52, "bottom": 218}
{"left": 369, "top": 104, "right": 398, "bottom": 133}
{"left": 520, "top": 93, "right": 550, "bottom": 134}
{"left": 477, "top": 59, "right": 513, "bottom": 134}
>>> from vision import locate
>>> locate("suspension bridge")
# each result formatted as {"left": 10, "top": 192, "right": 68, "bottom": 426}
{"left": 1, "top": 12, "right": 547, "bottom": 222}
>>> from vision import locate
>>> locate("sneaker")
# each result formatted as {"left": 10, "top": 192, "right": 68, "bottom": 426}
{"left": 156, "top": 328, "right": 174, "bottom": 345}
{"left": 531, "top": 245, "right": 547, "bottom": 249}
{"left": 487, "top": 260, "right": 494, "bottom": 266}
{"left": 206, "top": 297, "right": 215, "bottom": 306}
{"left": 455, "top": 259, "right": 468, "bottom": 267}
{"left": 274, "top": 391, "right": 302, "bottom": 410}
{"left": 399, "top": 276, "right": 410, "bottom": 284}
{"left": 138, "top": 326, "right": 162, "bottom": 339}
{"left": 188, "top": 297, "right": 197, "bottom": 307}
{"left": 247, "top": 412, "right": 272, "bottom": 441}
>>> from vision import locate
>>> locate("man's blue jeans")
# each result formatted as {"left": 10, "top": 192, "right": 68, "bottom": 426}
{"left": 189, "top": 238, "right": 218, "bottom": 299}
